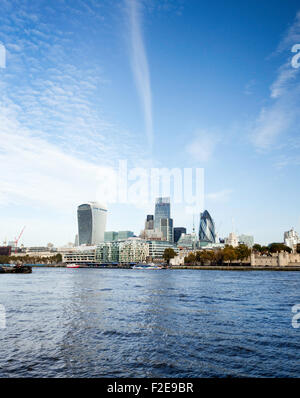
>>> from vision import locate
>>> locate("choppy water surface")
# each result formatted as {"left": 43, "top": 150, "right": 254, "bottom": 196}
{"left": 0, "top": 268, "right": 300, "bottom": 377}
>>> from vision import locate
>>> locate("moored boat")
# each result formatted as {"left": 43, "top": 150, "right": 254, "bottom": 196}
{"left": 0, "top": 264, "right": 32, "bottom": 274}
{"left": 66, "top": 263, "right": 81, "bottom": 268}
{"left": 132, "top": 263, "right": 163, "bottom": 270}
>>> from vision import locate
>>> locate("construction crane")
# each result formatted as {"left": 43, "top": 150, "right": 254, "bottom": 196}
{"left": 14, "top": 226, "right": 26, "bottom": 253}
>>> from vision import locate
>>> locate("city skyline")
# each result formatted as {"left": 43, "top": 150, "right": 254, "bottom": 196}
{"left": 0, "top": 0, "right": 300, "bottom": 246}
{"left": 5, "top": 195, "right": 298, "bottom": 250}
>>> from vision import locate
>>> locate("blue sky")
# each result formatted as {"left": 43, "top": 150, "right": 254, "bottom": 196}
{"left": 0, "top": 0, "right": 300, "bottom": 246}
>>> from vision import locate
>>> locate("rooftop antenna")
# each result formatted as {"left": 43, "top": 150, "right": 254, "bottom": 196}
{"left": 192, "top": 213, "right": 195, "bottom": 234}
{"left": 216, "top": 221, "right": 222, "bottom": 241}
{"left": 192, "top": 212, "right": 197, "bottom": 250}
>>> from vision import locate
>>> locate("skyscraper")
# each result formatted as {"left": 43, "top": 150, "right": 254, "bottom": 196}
{"left": 77, "top": 202, "right": 107, "bottom": 245}
{"left": 145, "top": 215, "right": 154, "bottom": 230}
{"left": 154, "top": 197, "right": 170, "bottom": 230}
{"left": 174, "top": 227, "right": 187, "bottom": 243}
{"left": 199, "top": 210, "right": 216, "bottom": 243}
{"left": 160, "top": 218, "right": 174, "bottom": 242}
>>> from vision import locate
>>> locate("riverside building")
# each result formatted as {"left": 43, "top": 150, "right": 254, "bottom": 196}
{"left": 62, "top": 246, "right": 97, "bottom": 264}
{"left": 119, "top": 238, "right": 149, "bottom": 263}
{"left": 95, "top": 242, "right": 119, "bottom": 263}
{"left": 147, "top": 240, "right": 178, "bottom": 260}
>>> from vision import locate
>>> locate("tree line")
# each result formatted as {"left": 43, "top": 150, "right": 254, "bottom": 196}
{"left": 252, "top": 243, "right": 292, "bottom": 254}
{"left": 183, "top": 244, "right": 251, "bottom": 266}
{"left": 0, "top": 253, "right": 63, "bottom": 265}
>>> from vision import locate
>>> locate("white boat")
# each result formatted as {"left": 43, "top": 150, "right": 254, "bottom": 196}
{"left": 66, "top": 263, "right": 81, "bottom": 268}
{"left": 132, "top": 263, "right": 163, "bottom": 270}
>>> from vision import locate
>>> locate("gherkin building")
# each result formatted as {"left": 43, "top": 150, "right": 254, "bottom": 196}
{"left": 199, "top": 210, "right": 216, "bottom": 243}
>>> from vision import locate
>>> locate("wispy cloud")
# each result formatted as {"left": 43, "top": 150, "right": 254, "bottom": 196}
{"left": 126, "top": 0, "right": 153, "bottom": 150}
{"left": 251, "top": 102, "right": 295, "bottom": 149}
{"left": 244, "top": 79, "right": 256, "bottom": 96}
{"left": 0, "top": 0, "right": 147, "bottom": 211}
{"left": 185, "top": 129, "right": 220, "bottom": 162}
{"left": 251, "top": 10, "right": 300, "bottom": 150}
{"left": 0, "top": 106, "right": 116, "bottom": 210}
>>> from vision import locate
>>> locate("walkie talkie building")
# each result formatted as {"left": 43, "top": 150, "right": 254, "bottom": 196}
{"left": 77, "top": 202, "right": 107, "bottom": 246}
{"left": 199, "top": 210, "right": 216, "bottom": 243}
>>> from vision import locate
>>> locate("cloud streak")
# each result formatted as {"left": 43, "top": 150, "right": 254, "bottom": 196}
{"left": 251, "top": 10, "right": 300, "bottom": 150}
{"left": 126, "top": 0, "right": 153, "bottom": 150}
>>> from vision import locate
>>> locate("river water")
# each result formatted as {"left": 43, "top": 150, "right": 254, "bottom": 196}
{"left": 0, "top": 268, "right": 300, "bottom": 377}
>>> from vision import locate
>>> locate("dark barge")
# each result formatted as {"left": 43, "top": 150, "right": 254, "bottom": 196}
{"left": 0, "top": 265, "right": 32, "bottom": 274}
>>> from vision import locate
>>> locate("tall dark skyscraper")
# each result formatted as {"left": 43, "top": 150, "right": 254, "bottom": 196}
{"left": 174, "top": 227, "right": 187, "bottom": 243}
{"left": 199, "top": 210, "right": 216, "bottom": 243}
{"left": 154, "top": 197, "right": 170, "bottom": 230}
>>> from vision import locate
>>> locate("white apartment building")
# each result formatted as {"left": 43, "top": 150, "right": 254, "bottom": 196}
{"left": 119, "top": 238, "right": 149, "bottom": 263}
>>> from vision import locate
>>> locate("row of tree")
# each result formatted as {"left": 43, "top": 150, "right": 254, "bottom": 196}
{"left": 0, "top": 253, "right": 62, "bottom": 265}
{"left": 252, "top": 243, "right": 292, "bottom": 254}
{"left": 183, "top": 244, "right": 252, "bottom": 266}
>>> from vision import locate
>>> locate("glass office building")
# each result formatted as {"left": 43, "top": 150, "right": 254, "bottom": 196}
{"left": 154, "top": 197, "right": 171, "bottom": 230}
{"left": 199, "top": 210, "right": 216, "bottom": 244}
{"left": 117, "top": 231, "right": 134, "bottom": 240}
{"left": 104, "top": 231, "right": 118, "bottom": 242}
{"left": 177, "top": 233, "right": 198, "bottom": 250}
